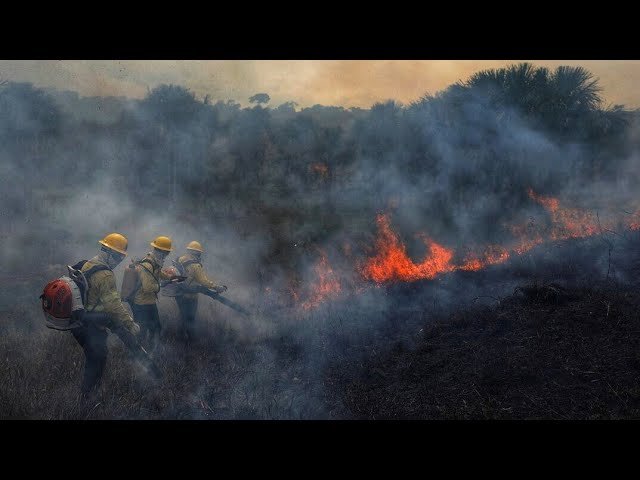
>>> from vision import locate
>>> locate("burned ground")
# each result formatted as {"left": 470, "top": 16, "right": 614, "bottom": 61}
{"left": 329, "top": 282, "right": 640, "bottom": 420}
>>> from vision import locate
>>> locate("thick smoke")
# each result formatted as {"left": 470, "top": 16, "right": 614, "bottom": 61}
{"left": 1, "top": 63, "right": 639, "bottom": 418}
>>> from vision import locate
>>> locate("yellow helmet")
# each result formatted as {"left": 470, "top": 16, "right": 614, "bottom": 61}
{"left": 186, "top": 241, "right": 204, "bottom": 253}
{"left": 150, "top": 235, "right": 173, "bottom": 252}
{"left": 99, "top": 233, "right": 128, "bottom": 255}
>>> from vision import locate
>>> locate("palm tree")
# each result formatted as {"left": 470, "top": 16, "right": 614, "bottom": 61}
{"left": 451, "top": 63, "right": 628, "bottom": 139}
{"left": 550, "top": 66, "right": 602, "bottom": 112}
{"left": 458, "top": 63, "right": 551, "bottom": 124}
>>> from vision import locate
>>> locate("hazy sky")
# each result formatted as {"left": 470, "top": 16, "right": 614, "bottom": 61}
{"left": 1, "top": 60, "right": 638, "bottom": 109}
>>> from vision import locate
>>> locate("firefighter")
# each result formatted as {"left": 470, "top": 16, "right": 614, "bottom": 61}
{"left": 130, "top": 235, "right": 176, "bottom": 352}
{"left": 174, "top": 241, "right": 227, "bottom": 341}
{"left": 71, "top": 233, "right": 144, "bottom": 397}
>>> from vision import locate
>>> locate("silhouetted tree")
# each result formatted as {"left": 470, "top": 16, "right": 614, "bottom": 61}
{"left": 249, "top": 93, "right": 271, "bottom": 105}
{"left": 140, "top": 84, "right": 202, "bottom": 128}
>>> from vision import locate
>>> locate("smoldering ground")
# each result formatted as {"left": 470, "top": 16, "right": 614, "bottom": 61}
{"left": 1, "top": 63, "right": 640, "bottom": 418}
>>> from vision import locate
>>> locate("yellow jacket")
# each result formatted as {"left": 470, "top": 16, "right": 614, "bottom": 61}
{"left": 177, "top": 253, "right": 220, "bottom": 300}
{"left": 82, "top": 256, "right": 136, "bottom": 331}
{"left": 133, "top": 253, "right": 173, "bottom": 305}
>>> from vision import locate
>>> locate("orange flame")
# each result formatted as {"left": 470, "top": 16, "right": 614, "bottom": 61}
{"left": 459, "top": 245, "right": 511, "bottom": 271}
{"left": 297, "top": 188, "right": 640, "bottom": 308}
{"left": 359, "top": 189, "right": 640, "bottom": 285}
{"left": 301, "top": 250, "right": 341, "bottom": 310}
{"left": 359, "top": 214, "right": 524, "bottom": 283}
{"left": 360, "top": 214, "right": 455, "bottom": 283}
{"left": 527, "top": 188, "right": 604, "bottom": 240}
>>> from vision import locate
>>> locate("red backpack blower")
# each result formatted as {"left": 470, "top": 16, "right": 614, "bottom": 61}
{"left": 39, "top": 261, "right": 109, "bottom": 330}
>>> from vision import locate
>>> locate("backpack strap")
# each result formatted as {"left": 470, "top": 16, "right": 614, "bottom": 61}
{"left": 71, "top": 260, "right": 88, "bottom": 271}
{"left": 137, "top": 258, "right": 161, "bottom": 294}
{"left": 181, "top": 259, "right": 201, "bottom": 269}
{"left": 177, "top": 258, "right": 201, "bottom": 277}
{"left": 84, "top": 264, "right": 111, "bottom": 312}
{"left": 174, "top": 258, "right": 203, "bottom": 294}
{"left": 172, "top": 259, "right": 186, "bottom": 276}
{"left": 138, "top": 257, "right": 155, "bottom": 269}
{"left": 70, "top": 260, "right": 111, "bottom": 312}
{"left": 84, "top": 264, "right": 110, "bottom": 280}
{"left": 71, "top": 260, "right": 110, "bottom": 281}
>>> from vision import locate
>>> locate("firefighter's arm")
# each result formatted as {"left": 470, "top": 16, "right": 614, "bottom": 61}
{"left": 99, "top": 272, "right": 139, "bottom": 334}
{"left": 158, "top": 267, "right": 174, "bottom": 281}
{"left": 190, "top": 264, "right": 219, "bottom": 290}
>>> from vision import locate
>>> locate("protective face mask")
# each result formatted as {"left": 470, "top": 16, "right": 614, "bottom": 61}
{"left": 99, "top": 250, "right": 123, "bottom": 269}
{"left": 107, "top": 252, "right": 124, "bottom": 269}
{"left": 153, "top": 249, "right": 169, "bottom": 265}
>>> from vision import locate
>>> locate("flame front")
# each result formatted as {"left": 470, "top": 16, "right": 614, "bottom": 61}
{"left": 359, "top": 189, "right": 640, "bottom": 286}
{"left": 297, "top": 188, "right": 640, "bottom": 308}
{"left": 360, "top": 214, "right": 455, "bottom": 283}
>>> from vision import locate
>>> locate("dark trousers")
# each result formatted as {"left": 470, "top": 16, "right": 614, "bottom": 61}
{"left": 70, "top": 313, "right": 161, "bottom": 396}
{"left": 131, "top": 303, "right": 161, "bottom": 352}
{"left": 176, "top": 296, "right": 198, "bottom": 340}
{"left": 71, "top": 319, "right": 108, "bottom": 395}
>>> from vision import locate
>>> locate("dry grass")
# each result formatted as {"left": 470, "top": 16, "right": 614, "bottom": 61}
{"left": 0, "top": 299, "right": 331, "bottom": 419}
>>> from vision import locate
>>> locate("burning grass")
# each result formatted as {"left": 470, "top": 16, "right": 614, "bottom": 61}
{"left": 361, "top": 214, "right": 455, "bottom": 283}
{"left": 357, "top": 189, "right": 640, "bottom": 290}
